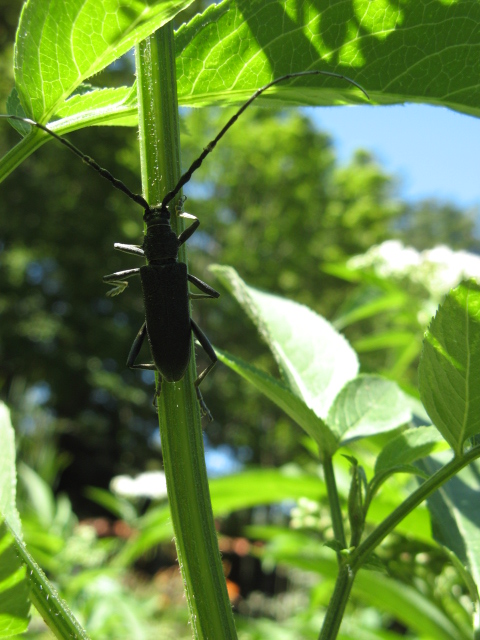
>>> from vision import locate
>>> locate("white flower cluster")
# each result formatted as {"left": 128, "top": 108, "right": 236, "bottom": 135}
{"left": 110, "top": 470, "right": 168, "bottom": 500}
{"left": 348, "top": 240, "right": 480, "bottom": 300}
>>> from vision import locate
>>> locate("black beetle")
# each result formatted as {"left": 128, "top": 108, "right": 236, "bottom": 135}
{"left": 102, "top": 204, "right": 219, "bottom": 419}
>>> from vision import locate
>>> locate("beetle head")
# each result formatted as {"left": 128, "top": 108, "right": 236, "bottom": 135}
{"left": 144, "top": 205, "right": 171, "bottom": 226}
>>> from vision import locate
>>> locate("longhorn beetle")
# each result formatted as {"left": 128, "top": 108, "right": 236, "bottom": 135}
{"left": 2, "top": 70, "right": 368, "bottom": 419}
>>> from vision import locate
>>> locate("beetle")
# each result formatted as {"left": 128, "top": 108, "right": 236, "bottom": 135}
{"left": 1, "top": 70, "right": 368, "bottom": 418}
{"left": 102, "top": 204, "right": 220, "bottom": 419}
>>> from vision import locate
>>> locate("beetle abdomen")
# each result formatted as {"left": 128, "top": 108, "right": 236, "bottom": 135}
{"left": 140, "top": 263, "right": 191, "bottom": 382}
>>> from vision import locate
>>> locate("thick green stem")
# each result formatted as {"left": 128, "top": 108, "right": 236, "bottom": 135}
{"left": 135, "top": 25, "right": 237, "bottom": 639}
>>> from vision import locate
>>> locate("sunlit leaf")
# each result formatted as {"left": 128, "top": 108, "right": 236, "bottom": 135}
{"left": 327, "top": 375, "right": 411, "bottom": 443}
{"left": 176, "top": 0, "right": 480, "bottom": 117}
{"left": 419, "top": 281, "right": 480, "bottom": 454}
{"left": 375, "top": 426, "right": 447, "bottom": 474}
{"left": 217, "top": 350, "right": 339, "bottom": 454}
{"left": 212, "top": 265, "right": 359, "bottom": 420}
{"left": 15, "top": 0, "right": 195, "bottom": 121}
{"left": 0, "top": 402, "right": 30, "bottom": 637}
{"left": 0, "top": 403, "right": 21, "bottom": 537}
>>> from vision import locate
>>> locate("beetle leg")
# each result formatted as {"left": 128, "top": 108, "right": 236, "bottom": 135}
{"left": 177, "top": 213, "right": 200, "bottom": 246}
{"left": 103, "top": 267, "right": 141, "bottom": 296}
{"left": 127, "top": 323, "right": 163, "bottom": 411}
{"left": 114, "top": 243, "right": 145, "bottom": 257}
{"left": 127, "top": 322, "right": 157, "bottom": 370}
{"left": 191, "top": 319, "right": 217, "bottom": 421}
{"left": 188, "top": 273, "right": 220, "bottom": 299}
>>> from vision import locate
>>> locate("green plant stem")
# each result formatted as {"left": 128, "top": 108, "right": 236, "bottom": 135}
{"left": 319, "top": 444, "right": 480, "bottom": 640}
{"left": 318, "top": 564, "right": 355, "bottom": 640}
{"left": 323, "top": 454, "right": 346, "bottom": 552}
{"left": 8, "top": 522, "right": 89, "bottom": 640}
{"left": 135, "top": 25, "right": 237, "bottom": 639}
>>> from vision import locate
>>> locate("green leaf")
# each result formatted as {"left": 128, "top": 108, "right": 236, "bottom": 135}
{"left": 85, "top": 486, "right": 138, "bottom": 523}
{"left": 7, "top": 0, "right": 480, "bottom": 139}
{"left": 175, "top": 0, "right": 480, "bottom": 117}
{"left": 0, "top": 403, "right": 22, "bottom": 538}
{"left": 419, "top": 280, "right": 480, "bottom": 455}
{"left": 333, "top": 291, "right": 407, "bottom": 330}
{"left": 212, "top": 265, "right": 359, "bottom": 419}
{"left": 7, "top": 528, "right": 89, "bottom": 640}
{"left": 210, "top": 468, "right": 326, "bottom": 515}
{"left": 443, "top": 545, "right": 479, "bottom": 612}
{"left": 375, "top": 426, "right": 447, "bottom": 474}
{"left": 7, "top": 83, "right": 138, "bottom": 128}
{"left": 0, "top": 402, "right": 30, "bottom": 637}
{"left": 0, "top": 522, "right": 30, "bottom": 638}
{"left": 216, "top": 349, "right": 339, "bottom": 454}
{"left": 353, "top": 330, "right": 418, "bottom": 352}
{"left": 18, "top": 463, "right": 56, "bottom": 529}
{"left": 367, "top": 427, "right": 447, "bottom": 503}
{"left": 420, "top": 453, "right": 480, "bottom": 605}
{"left": 15, "top": 0, "right": 195, "bottom": 121}
{"left": 327, "top": 375, "right": 411, "bottom": 443}
{"left": 54, "top": 84, "right": 138, "bottom": 128}
{"left": 353, "top": 568, "right": 470, "bottom": 640}
{"left": 175, "top": 0, "right": 369, "bottom": 108}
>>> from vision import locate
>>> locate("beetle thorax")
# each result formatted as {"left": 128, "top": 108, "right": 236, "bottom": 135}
{"left": 143, "top": 221, "right": 179, "bottom": 263}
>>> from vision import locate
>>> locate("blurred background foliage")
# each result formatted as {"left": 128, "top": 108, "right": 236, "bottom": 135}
{"left": 1, "top": 0, "right": 479, "bottom": 637}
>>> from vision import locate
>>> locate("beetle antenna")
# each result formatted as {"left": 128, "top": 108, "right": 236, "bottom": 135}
{"left": 161, "top": 69, "right": 368, "bottom": 207}
{"left": 0, "top": 114, "right": 150, "bottom": 211}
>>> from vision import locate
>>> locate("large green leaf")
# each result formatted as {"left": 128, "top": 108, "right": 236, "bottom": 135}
{"left": 13, "top": 0, "right": 480, "bottom": 122}
{"left": 15, "top": 0, "right": 194, "bottom": 122}
{"left": 213, "top": 270, "right": 415, "bottom": 452}
{"left": 0, "top": 402, "right": 30, "bottom": 637}
{"left": 212, "top": 266, "right": 359, "bottom": 419}
{"left": 4, "top": 0, "right": 480, "bottom": 186}
{"left": 174, "top": 0, "right": 368, "bottom": 108}
{"left": 175, "top": 0, "right": 480, "bottom": 117}
{"left": 5, "top": 0, "right": 480, "bottom": 142}
{"left": 326, "top": 375, "right": 411, "bottom": 443}
{"left": 419, "top": 281, "right": 480, "bottom": 455}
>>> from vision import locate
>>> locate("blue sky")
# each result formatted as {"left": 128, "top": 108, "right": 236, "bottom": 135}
{"left": 308, "top": 104, "right": 480, "bottom": 213}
